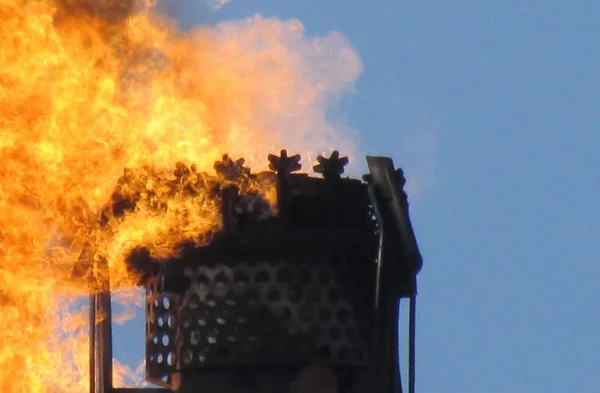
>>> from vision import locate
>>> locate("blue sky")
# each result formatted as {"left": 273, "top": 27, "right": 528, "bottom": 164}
{"left": 113, "top": 2, "right": 600, "bottom": 392}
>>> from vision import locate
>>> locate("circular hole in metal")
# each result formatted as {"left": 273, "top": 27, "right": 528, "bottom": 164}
{"left": 319, "top": 346, "right": 332, "bottom": 359}
{"left": 329, "top": 328, "right": 341, "bottom": 341}
{"left": 318, "top": 308, "right": 331, "bottom": 322}
{"left": 157, "top": 317, "right": 164, "bottom": 327}
{"left": 336, "top": 309, "right": 350, "bottom": 323}
{"left": 206, "top": 294, "right": 218, "bottom": 308}
{"left": 197, "top": 316, "right": 208, "bottom": 326}
{"left": 306, "top": 287, "right": 321, "bottom": 303}
{"left": 162, "top": 298, "right": 170, "bottom": 309}
{"left": 225, "top": 289, "right": 237, "bottom": 306}
{"left": 298, "top": 305, "right": 312, "bottom": 322}
{"left": 196, "top": 273, "right": 210, "bottom": 286}
{"left": 198, "top": 351, "right": 207, "bottom": 363}
{"left": 188, "top": 294, "right": 200, "bottom": 309}
{"left": 153, "top": 299, "right": 160, "bottom": 308}
{"left": 216, "top": 316, "right": 226, "bottom": 325}
{"left": 149, "top": 355, "right": 155, "bottom": 363}
{"left": 267, "top": 288, "right": 281, "bottom": 302}
{"left": 167, "top": 315, "right": 174, "bottom": 328}
{"left": 166, "top": 352, "right": 174, "bottom": 366}
{"left": 215, "top": 282, "right": 227, "bottom": 297}
{"left": 277, "top": 267, "right": 293, "bottom": 283}
{"left": 152, "top": 336, "right": 159, "bottom": 344}
{"left": 215, "top": 271, "right": 229, "bottom": 283}
{"left": 162, "top": 334, "right": 170, "bottom": 346}
{"left": 234, "top": 271, "right": 250, "bottom": 284}
{"left": 182, "top": 350, "right": 193, "bottom": 365}
{"left": 255, "top": 270, "right": 270, "bottom": 283}
{"left": 190, "top": 331, "right": 200, "bottom": 346}
{"left": 157, "top": 354, "right": 164, "bottom": 364}
{"left": 226, "top": 335, "right": 236, "bottom": 343}
{"left": 207, "top": 335, "right": 217, "bottom": 345}
{"left": 281, "top": 307, "right": 292, "bottom": 321}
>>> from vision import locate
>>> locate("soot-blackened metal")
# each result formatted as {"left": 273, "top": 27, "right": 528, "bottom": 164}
{"left": 146, "top": 255, "right": 376, "bottom": 381}
{"left": 83, "top": 149, "right": 420, "bottom": 393}
{"left": 142, "top": 151, "right": 381, "bottom": 390}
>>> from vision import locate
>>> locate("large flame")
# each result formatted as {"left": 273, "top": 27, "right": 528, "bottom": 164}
{"left": 0, "top": 0, "right": 361, "bottom": 392}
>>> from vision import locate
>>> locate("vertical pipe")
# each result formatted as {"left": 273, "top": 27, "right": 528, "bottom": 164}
{"left": 90, "top": 257, "right": 113, "bottom": 393}
{"left": 408, "top": 295, "right": 416, "bottom": 393}
{"left": 89, "top": 293, "right": 96, "bottom": 393}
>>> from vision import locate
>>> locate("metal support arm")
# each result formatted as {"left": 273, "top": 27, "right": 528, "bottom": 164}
{"left": 366, "top": 156, "right": 423, "bottom": 393}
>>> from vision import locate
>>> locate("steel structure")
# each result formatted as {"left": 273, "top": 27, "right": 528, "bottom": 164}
{"left": 83, "top": 151, "right": 422, "bottom": 393}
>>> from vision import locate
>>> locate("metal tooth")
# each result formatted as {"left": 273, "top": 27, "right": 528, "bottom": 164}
{"left": 214, "top": 154, "right": 251, "bottom": 180}
{"left": 268, "top": 149, "right": 302, "bottom": 175}
{"left": 364, "top": 167, "right": 406, "bottom": 189}
{"left": 394, "top": 168, "right": 406, "bottom": 188}
{"left": 313, "top": 151, "right": 349, "bottom": 179}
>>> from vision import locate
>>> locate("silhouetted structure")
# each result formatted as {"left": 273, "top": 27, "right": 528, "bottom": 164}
{"left": 84, "top": 151, "right": 422, "bottom": 393}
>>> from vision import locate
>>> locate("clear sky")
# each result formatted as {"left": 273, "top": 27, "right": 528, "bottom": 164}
{"left": 113, "top": 1, "right": 600, "bottom": 392}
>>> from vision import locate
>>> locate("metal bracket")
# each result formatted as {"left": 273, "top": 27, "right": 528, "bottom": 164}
{"left": 365, "top": 156, "right": 422, "bottom": 393}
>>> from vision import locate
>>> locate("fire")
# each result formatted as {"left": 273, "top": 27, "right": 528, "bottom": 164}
{"left": 0, "top": 0, "right": 361, "bottom": 392}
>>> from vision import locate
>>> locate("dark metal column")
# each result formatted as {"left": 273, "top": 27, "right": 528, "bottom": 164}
{"left": 366, "top": 156, "right": 422, "bottom": 393}
{"left": 89, "top": 256, "right": 114, "bottom": 393}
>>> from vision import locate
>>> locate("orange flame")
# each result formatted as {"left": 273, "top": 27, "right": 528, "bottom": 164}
{"left": 0, "top": 0, "right": 361, "bottom": 392}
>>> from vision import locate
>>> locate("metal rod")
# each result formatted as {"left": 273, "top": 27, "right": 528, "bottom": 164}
{"left": 390, "top": 298, "right": 402, "bottom": 393}
{"left": 408, "top": 295, "right": 416, "bottom": 393}
{"left": 90, "top": 257, "right": 114, "bottom": 393}
{"left": 89, "top": 292, "right": 96, "bottom": 393}
{"left": 368, "top": 183, "right": 402, "bottom": 393}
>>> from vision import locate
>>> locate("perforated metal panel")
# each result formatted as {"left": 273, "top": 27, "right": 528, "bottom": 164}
{"left": 139, "top": 166, "right": 383, "bottom": 390}
{"left": 145, "top": 253, "right": 376, "bottom": 389}
{"left": 146, "top": 287, "right": 182, "bottom": 387}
